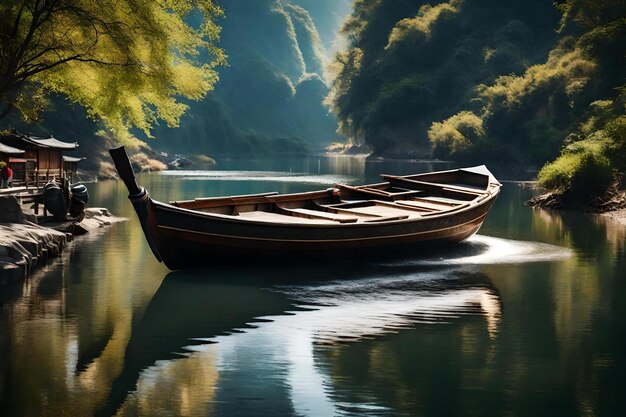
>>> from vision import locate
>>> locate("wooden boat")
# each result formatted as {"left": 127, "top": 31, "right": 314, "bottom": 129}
{"left": 110, "top": 146, "right": 502, "bottom": 269}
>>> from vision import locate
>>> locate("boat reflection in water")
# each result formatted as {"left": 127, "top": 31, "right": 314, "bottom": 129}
{"left": 95, "top": 240, "right": 542, "bottom": 416}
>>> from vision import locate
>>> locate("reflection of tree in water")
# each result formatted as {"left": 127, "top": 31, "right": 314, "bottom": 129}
{"left": 591, "top": 214, "right": 626, "bottom": 255}
{"left": 297, "top": 212, "right": 619, "bottom": 417}
{"left": 97, "top": 269, "right": 297, "bottom": 416}
{"left": 527, "top": 203, "right": 623, "bottom": 263}
{"left": 94, "top": 218, "right": 624, "bottom": 417}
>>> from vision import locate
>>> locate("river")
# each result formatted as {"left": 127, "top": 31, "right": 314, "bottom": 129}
{"left": 1, "top": 156, "right": 624, "bottom": 417}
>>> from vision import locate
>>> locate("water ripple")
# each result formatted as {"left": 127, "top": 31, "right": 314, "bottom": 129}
{"left": 268, "top": 268, "right": 501, "bottom": 345}
{"left": 388, "top": 234, "right": 572, "bottom": 266}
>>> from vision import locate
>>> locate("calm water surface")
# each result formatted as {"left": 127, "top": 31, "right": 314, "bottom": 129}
{"left": 1, "top": 156, "right": 624, "bottom": 417}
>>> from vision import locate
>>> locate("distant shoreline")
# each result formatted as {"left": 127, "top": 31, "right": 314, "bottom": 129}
{"left": 84, "top": 162, "right": 626, "bottom": 221}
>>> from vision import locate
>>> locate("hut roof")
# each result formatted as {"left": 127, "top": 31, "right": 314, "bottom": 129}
{"left": 0, "top": 132, "right": 79, "bottom": 150}
{"left": 29, "top": 136, "right": 79, "bottom": 149}
{"left": 0, "top": 142, "right": 25, "bottom": 155}
{"left": 63, "top": 156, "right": 85, "bottom": 163}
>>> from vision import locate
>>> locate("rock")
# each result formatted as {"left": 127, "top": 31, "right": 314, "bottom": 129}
{"left": 0, "top": 260, "right": 23, "bottom": 284}
{"left": 525, "top": 192, "right": 564, "bottom": 209}
{"left": 47, "top": 221, "right": 76, "bottom": 234}
{"left": 75, "top": 208, "right": 126, "bottom": 234}
{"left": 84, "top": 207, "right": 113, "bottom": 218}
{"left": 21, "top": 209, "right": 38, "bottom": 223}
{"left": 0, "top": 195, "right": 27, "bottom": 223}
{"left": 0, "top": 221, "right": 68, "bottom": 283}
{"left": 74, "top": 218, "right": 101, "bottom": 234}
{"left": 0, "top": 202, "right": 122, "bottom": 286}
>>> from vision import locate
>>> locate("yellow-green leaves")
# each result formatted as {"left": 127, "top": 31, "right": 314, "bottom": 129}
{"left": 387, "top": 0, "right": 461, "bottom": 48}
{"left": 477, "top": 40, "right": 596, "bottom": 110}
{"left": 0, "top": 0, "right": 224, "bottom": 141}
{"left": 428, "top": 111, "right": 484, "bottom": 157}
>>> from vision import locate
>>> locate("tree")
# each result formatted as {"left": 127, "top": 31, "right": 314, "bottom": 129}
{"left": 0, "top": 0, "right": 225, "bottom": 139}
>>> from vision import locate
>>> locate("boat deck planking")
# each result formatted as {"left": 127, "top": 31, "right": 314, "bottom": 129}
{"left": 168, "top": 179, "right": 492, "bottom": 225}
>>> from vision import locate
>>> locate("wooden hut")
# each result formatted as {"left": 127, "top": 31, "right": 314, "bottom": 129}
{"left": 63, "top": 156, "right": 86, "bottom": 182}
{"left": 0, "top": 132, "right": 79, "bottom": 187}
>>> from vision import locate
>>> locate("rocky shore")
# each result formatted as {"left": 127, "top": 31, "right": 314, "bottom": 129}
{"left": 524, "top": 176, "right": 626, "bottom": 220}
{"left": 0, "top": 195, "right": 122, "bottom": 285}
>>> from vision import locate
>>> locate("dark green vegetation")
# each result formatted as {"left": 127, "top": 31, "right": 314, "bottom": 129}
{"left": 533, "top": 1, "right": 626, "bottom": 206}
{"left": 329, "top": 0, "right": 626, "bottom": 206}
{"left": 2, "top": 1, "right": 624, "bottom": 207}
{"left": 328, "top": 0, "right": 560, "bottom": 159}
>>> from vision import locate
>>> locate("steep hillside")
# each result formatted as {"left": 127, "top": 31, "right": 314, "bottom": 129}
{"left": 151, "top": 0, "right": 351, "bottom": 157}
{"left": 328, "top": 0, "right": 560, "bottom": 160}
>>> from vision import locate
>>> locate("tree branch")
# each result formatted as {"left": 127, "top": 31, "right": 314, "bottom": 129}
{"left": 16, "top": 53, "right": 134, "bottom": 83}
{"left": 10, "top": 0, "right": 28, "bottom": 38}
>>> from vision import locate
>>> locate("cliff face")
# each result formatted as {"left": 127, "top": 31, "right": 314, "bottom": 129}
{"left": 150, "top": 0, "right": 352, "bottom": 157}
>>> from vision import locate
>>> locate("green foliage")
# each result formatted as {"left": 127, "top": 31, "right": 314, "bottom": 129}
{"left": 557, "top": 0, "right": 626, "bottom": 32}
{"left": 368, "top": 75, "right": 436, "bottom": 126}
{"left": 429, "top": 111, "right": 484, "bottom": 158}
{"left": 327, "top": 0, "right": 560, "bottom": 155}
{"left": 538, "top": 92, "right": 625, "bottom": 200}
{"left": 538, "top": 140, "right": 613, "bottom": 200}
{"left": 326, "top": 0, "right": 625, "bottom": 205}
{"left": 603, "top": 115, "right": 626, "bottom": 171}
{"left": 2, "top": 0, "right": 348, "bottom": 161}
{"left": 386, "top": 0, "right": 460, "bottom": 47}
{"left": 0, "top": 0, "right": 225, "bottom": 141}
{"left": 476, "top": 40, "right": 596, "bottom": 110}
{"left": 533, "top": 2, "right": 626, "bottom": 203}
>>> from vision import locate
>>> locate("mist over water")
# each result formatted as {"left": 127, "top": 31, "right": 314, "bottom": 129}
{"left": 161, "top": 170, "right": 355, "bottom": 185}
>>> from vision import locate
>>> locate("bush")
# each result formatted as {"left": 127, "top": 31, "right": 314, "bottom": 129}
{"left": 429, "top": 111, "right": 485, "bottom": 158}
{"left": 538, "top": 153, "right": 581, "bottom": 190}
{"left": 538, "top": 140, "right": 613, "bottom": 200}
{"left": 604, "top": 115, "right": 626, "bottom": 171}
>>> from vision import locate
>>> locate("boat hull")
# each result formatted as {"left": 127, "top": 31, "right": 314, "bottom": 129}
{"left": 143, "top": 195, "right": 496, "bottom": 269}
{"left": 109, "top": 145, "right": 501, "bottom": 270}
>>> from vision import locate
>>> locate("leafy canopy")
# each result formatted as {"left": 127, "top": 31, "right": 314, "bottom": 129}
{"left": 0, "top": 0, "right": 225, "bottom": 139}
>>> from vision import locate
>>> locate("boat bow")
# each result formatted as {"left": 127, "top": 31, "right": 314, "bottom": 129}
{"left": 109, "top": 146, "right": 163, "bottom": 263}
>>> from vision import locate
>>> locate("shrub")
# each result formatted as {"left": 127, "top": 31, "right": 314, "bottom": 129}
{"left": 429, "top": 111, "right": 485, "bottom": 158}
{"left": 538, "top": 139, "right": 613, "bottom": 200}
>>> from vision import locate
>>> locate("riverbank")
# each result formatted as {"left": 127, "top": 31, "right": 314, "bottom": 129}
{"left": 0, "top": 195, "right": 123, "bottom": 285}
{"left": 527, "top": 191, "right": 626, "bottom": 230}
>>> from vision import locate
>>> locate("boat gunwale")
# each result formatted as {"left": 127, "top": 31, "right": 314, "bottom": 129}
{"left": 150, "top": 183, "right": 500, "bottom": 230}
